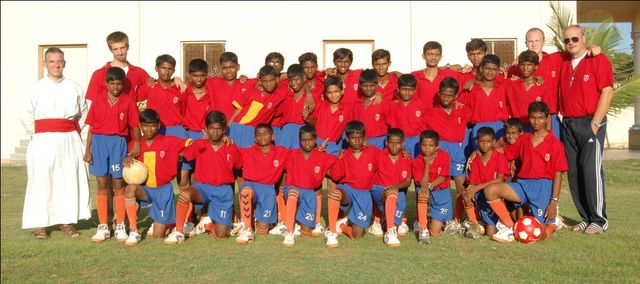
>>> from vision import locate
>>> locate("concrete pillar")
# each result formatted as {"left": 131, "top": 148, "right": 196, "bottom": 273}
{"left": 634, "top": 12, "right": 640, "bottom": 75}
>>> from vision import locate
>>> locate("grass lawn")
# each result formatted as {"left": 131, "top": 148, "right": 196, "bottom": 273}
{"left": 2, "top": 160, "right": 640, "bottom": 283}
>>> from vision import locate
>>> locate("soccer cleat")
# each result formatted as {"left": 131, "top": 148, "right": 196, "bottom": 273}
{"left": 555, "top": 214, "right": 567, "bottom": 231}
{"left": 230, "top": 221, "right": 244, "bottom": 236}
{"left": 269, "top": 221, "right": 287, "bottom": 236}
{"left": 282, "top": 231, "right": 295, "bottom": 247}
{"left": 444, "top": 221, "right": 464, "bottom": 235}
{"left": 125, "top": 231, "right": 141, "bottom": 246}
{"left": 235, "top": 227, "right": 254, "bottom": 244}
{"left": 114, "top": 223, "right": 128, "bottom": 242}
{"left": 492, "top": 221, "right": 515, "bottom": 243}
{"left": 418, "top": 228, "right": 431, "bottom": 244}
{"left": 294, "top": 223, "right": 301, "bottom": 236}
{"left": 462, "top": 219, "right": 472, "bottom": 230}
{"left": 183, "top": 222, "right": 196, "bottom": 238}
{"left": 368, "top": 221, "right": 384, "bottom": 237}
{"left": 194, "top": 216, "right": 212, "bottom": 235}
{"left": 311, "top": 223, "right": 323, "bottom": 237}
{"left": 325, "top": 231, "right": 339, "bottom": 248}
{"left": 397, "top": 221, "right": 409, "bottom": 237}
{"left": 91, "top": 224, "right": 111, "bottom": 243}
{"left": 413, "top": 220, "right": 420, "bottom": 233}
{"left": 336, "top": 217, "right": 348, "bottom": 235}
{"left": 464, "top": 223, "right": 483, "bottom": 239}
{"left": 384, "top": 227, "right": 401, "bottom": 247}
{"left": 146, "top": 223, "right": 154, "bottom": 237}
{"left": 164, "top": 231, "right": 185, "bottom": 245}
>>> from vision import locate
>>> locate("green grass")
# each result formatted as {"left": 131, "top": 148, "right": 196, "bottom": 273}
{"left": 2, "top": 160, "right": 640, "bottom": 283}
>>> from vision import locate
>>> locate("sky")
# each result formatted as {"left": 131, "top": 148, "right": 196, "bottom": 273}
{"left": 582, "top": 22, "right": 633, "bottom": 54}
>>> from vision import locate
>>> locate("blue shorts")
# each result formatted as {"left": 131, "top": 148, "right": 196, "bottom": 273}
{"left": 192, "top": 182, "right": 234, "bottom": 226}
{"left": 509, "top": 179, "right": 553, "bottom": 225}
{"left": 140, "top": 183, "right": 176, "bottom": 225}
{"left": 241, "top": 181, "right": 277, "bottom": 225}
{"left": 551, "top": 114, "right": 561, "bottom": 139}
{"left": 276, "top": 123, "right": 303, "bottom": 149}
{"left": 475, "top": 191, "right": 499, "bottom": 227}
{"left": 404, "top": 135, "right": 420, "bottom": 158}
{"left": 337, "top": 184, "right": 373, "bottom": 229}
{"left": 439, "top": 140, "right": 466, "bottom": 177}
{"left": 272, "top": 126, "right": 282, "bottom": 145}
{"left": 182, "top": 130, "right": 205, "bottom": 171}
{"left": 366, "top": 136, "right": 386, "bottom": 150}
{"left": 470, "top": 121, "right": 504, "bottom": 152}
{"left": 416, "top": 186, "right": 453, "bottom": 223}
{"left": 371, "top": 185, "right": 406, "bottom": 226}
{"left": 316, "top": 138, "right": 341, "bottom": 156}
{"left": 229, "top": 123, "right": 255, "bottom": 149}
{"left": 283, "top": 186, "right": 317, "bottom": 228}
{"left": 89, "top": 134, "right": 127, "bottom": 178}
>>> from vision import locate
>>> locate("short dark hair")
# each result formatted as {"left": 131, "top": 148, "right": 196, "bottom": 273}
{"left": 481, "top": 54, "right": 501, "bottom": 67}
{"left": 106, "top": 67, "right": 126, "bottom": 82}
{"left": 466, "top": 39, "right": 488, "bottom": 53}
{"left": 258, "top": 65, "right": 279, "bottom": 78}
{"left": 528, "top": 101, "right": 550, "bottom": 116}
{"left": 476, "top": 127, "right": 496, "bottom": 140}
{"left": 44, "top": 47, "right": 64, "bottom": 61}
{"left": 398, "top": 74, "right": 417, "bottom": 88}
{"left": 420, "top": 130, "right": 439, "bottom": 145}
{"left": 265, "top": 52, "right": 284, "bottom": 64}
{"left": 156, "top": 54, "right": 176, "bottom": 67}
{"left": 219, "top": 52, "right": 238, "bottom": 64}
{"left": 371, "top": 49, "right": 390, "bottom": 64}
{"left": 333, "top": 48, "right": 353, "bottom": 62}
{"left": 386, "top": 128, "right": 404, "bottom": 141}
{"left": 324, "top": 76, "right": 343, "bottom": 91}
{"left": 205, "top": 110, "right": 226, "bottom": 127}
{"left": 439, "top": 77, "right": 459, "bottom": 93}
{"left": 359, "top": 69, "right": 378, "bottom": 84}
{"left": 423, "top": 41, "right": 442, "bottom": 54}
{"left": 299, "top": 124, "right": 317, "bottom": 139}
{"left": 345, "top": 120, "right": 365, "bottom": 136}
{"left": 504, "top": 118, "right": 524, "bottom": 132}
{"left": 286, "top": 64, "right": 304, "bottom": 78}
{"left": 188, "top": 58, "right": 208, "bottom": 74}
{"left": 298, "top": 52, "right": 318, "bottom": 65}
{"left": 140, "top": 109, "right": 160, "bottom": 124}
{"left": 518, "top": 50, "right": 539, "bottom": 65}
{"left": 255, "top": 123, "right": 273, "bottom": 134}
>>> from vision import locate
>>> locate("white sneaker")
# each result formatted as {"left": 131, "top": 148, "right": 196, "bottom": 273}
{"left": 125, "top": 231, "right": 141, "bottom": 246}
{"left": 384, "top": 227, "right": 401, "bottom": 247}
{"left": 464, "top": 223, "right": 483, "bottom": 239}
{"left": 418, "top": 228, "right": 431, "bottom": 244}
{"left": 91, "top": 224, "right": 111, "bottom": 243}
{"left": 311, "top": 223, "right": 323, "bottom": 237}
{"left": 146, "top": 223, "right": 154, "bottom": 237}
{"left": 368, "top": 220, "right": 384, "bottom": 237}
{"left": 462, "top": 219, "right": 472, "bottom": 230}
{"left": 336, "top": 217, "right": 348, "bottom": 235}
{"left": 444, "top": 221, "right": 464, "bottom": 235}
{"left": 413, "top": 220, "right": 420, "bottom": 233}
{"left": 325, "top": 231, "right": 339, "bottom": 248}
{"left": 555, "top": 214, "right": 567, "bottom": 231}
{"left": 283, "top": 231, "right": 295, "bottom": 247}
{"left": 235, "top": 227, "right": 254, "bottom": 244}
{"left": 195, "top": 216, "right": 212, "bottom": 235}
{"left": 492, "top": 221, "right": 514, "bottom": 243}
{"left": 294, "top": 223, "right": 301, "bottom": 236}
{"left": 230, "top": 221, "right": 244, "bottom": 236}
{"left": 269, "top": 221, "right": 287, "bottom": 236}
{"left": 183, "top": 222, "right": 196, "bottom": 238}
{"left": 164, "top": 231, "right": 185, "bottom": 245}
{"left": 114, "top": 223, "right": 128, "bottom": 242}
{"left": 398, "top": 221, "right": 409, "bottom": 237}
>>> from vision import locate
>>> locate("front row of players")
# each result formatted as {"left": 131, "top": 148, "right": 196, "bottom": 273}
{"left": 89, "top": 99, "right": 564, "bottom": 247}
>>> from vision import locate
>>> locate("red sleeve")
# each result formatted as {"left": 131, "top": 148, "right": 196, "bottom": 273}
{"left": 504, "top": 136, "right": 523, "bottom": 161}
{"left": 232, "top": 145, "right": 243, "bottom": 169}
{"left": 85, "top": 102, "right": 97, "bottom": 126}
{"left": 412, "top": 159, "right": 424, "bottom": 184}
{"left": 184, "top": 139, "right": 205, "bottom": 161}
{"left": 595, "top": 55, "right": 614, "bottom": 91}
{"left": 86, "top": 69, "right": 104, "bottom": 102}
{"left": 467, "top": 160, "right": 480, "bottom": 184}
{"left": 496, "top": 153, "right": 510, "bottom": 176}
{"left": 440, "top": 153, "right": 451, "bottom": 178}
{"left": 330, "top": 157, "right": 345, "bottom": 181}
{"left": 127, "top": 99, "right": 140, "bottom": 128}
{"left": 551, "top": 140, "right": 568, "bottom": 173}
{"left": 137, "top": 83, "right": 151, "bottom": 102}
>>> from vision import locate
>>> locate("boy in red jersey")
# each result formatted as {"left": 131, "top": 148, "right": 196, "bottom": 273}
{"left": 164, "top": 111, "right": 241, "bottom": 244}
{"left": 85, "top": 67, "right": 141, "bottom": 243}
{"left": 371, "top": 49, "right": 398, "bottom": 102}
{"left": 206, "top": 52, "right": 256, "bottom": 120}
{"left": 281, "top": 125, "right": 338, "bottom": 247}
{"left": 463, "top": 127, "right": 509, "bottom": 239}
{"left": 235, "top": 124, "right": 289, "bottom": 244}
{"left": 275, "top": 64, "right": 316, "bottom": 149}
{"left": 369, "top": 128, "right": 412, "bottom": 246}
{"left": 484, "top": 102, "right": 567, "bottom": 242}
{"left": 298, "top": 52, "right": 325, "bottom": 102}
{"left": 412, "top": 41, "right": 461, "bottom": 110}
{"left": 326, "top": 48, "right": 362, "bottom": 104}
{"left": 413, "top": 130, "right": 452, "bottom": 244}
{"left": 387, "top": 74, "right": 429, "bottom": 158}
{"left": 325, "top": 120, "right": 380, "bottom": 248}
{"left": 122, "top": 109, "right": 187, "bottom": 245}
{"left": 355, "top": 69, "right": 389, "bottom": 150}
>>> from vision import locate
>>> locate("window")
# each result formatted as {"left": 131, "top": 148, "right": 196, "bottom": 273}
{"left": 477, "top": 38, "right": 517, "bottom": 67}
{"left": 38, "top": 44, "right": 88, "bottom": 83}
{"left": 181, "top": 41, "right": 225, "bottom": 80}
{"left": 322, "top": 40, "right": 375, "bottom": 70}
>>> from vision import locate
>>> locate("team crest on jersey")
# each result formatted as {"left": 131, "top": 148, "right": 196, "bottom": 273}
{"left": 354, "top": 84, "right": 358, "bottom": 91}
{"left": 551, "top": 71, "right": 556, "bottom": 78}
{"left": 402, "top": 171, "right": 408, "bottom": 178}
{"left": 119, "top": 112, "right": 125, "bottom": 120}
{"left": 338, "top": 115, "right": 344, "bottom": 122}
{"left": 206, "top": 105, "right": 210, "bottom": 111}
{"left": 458, "top": 117, "right": 462, "bottom": 124}
{"left": 499, "top": 101, "right": 503, "bottom": 108}
{"left": 367, "top": 163, "right": 373, "bottom": 171}
{"left": 267, "top": 102, "right": 273, "bottom": 109}
{"left": 314, "top": 166, "right": 320, "bottom": 174}
{"left": 494, "top": 172, "right": 498, "bottom": 179}
{"left": 416, "top": 111, "right": 421, "bottom": 117}
{"left": 584, "top": 75, "right": 590, "bottom": 82}
{"left": 241, "top": 88, "right": 247, "bottom": 93}
{"left": 226, "top": 153, "right": 231, "bottom": 161}
{"left": 274, "top": 160, "right": 280, "bottom": 167}
{"left": 437, "top": 167, "right": 442, "bottom": 174}
{"left": 545, "top": 153, "right": 551, "bottom": 161}
{"left": 173, "top": 97, "right": 179, "bottom": 104}
{"left": 375, "top": 113, "right": 380, "bottom": 121}
{"left": 536, "top": 96, "right": 542, "bottom": 102}
{"left": 159, "top": 151, "right": 166, "bottom": 158}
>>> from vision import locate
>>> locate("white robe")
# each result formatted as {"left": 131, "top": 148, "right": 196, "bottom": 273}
{"left": 21, "top": 76, "right": 92, "bottom": 229}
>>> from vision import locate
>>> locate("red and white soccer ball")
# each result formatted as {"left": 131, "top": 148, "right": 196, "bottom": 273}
{"left": 123, "top": 160, "right": 148, "bottom": 185}
{"left": 514, "top": 216, "right": 543, "bottom": 244}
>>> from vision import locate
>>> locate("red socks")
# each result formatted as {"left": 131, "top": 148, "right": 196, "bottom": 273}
{"left": 384, "top": 195, "right": 398, "bottom": 231}
{"left": 285, "top": 194, "right": 299, "bottom": 233}
{"left": 124, "top": 197, "right": 138, "bottom": 231}
{"left": 240, "top": 189, "right": 254, "bottom": 230}
{"left": 488, "top": 199, "right": 514, "bottom": 227}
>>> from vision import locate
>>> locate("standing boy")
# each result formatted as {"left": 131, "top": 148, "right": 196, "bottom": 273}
{"left": 354, "top": 69, "right": 389, "bottom": 149}
{"left": 371, "top": 49, "right": 398, "bottom": 102}
{"left": 275, "top": 64, "right": 315, "bottom": 149}
{"left": 387, "top": 74, "right": 429, "bottom": 157}
{"left": 207, "top": 52, "right": 256, "bottom": 120}
{"left": 412, "top": 41, "right": 461, "bottom": 110}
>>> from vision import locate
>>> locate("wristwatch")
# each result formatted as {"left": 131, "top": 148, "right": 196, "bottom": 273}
{"left": 427, "top": 183, "right": 433, "bottom": 190}
{"left": 551, "top": 197, "right": 559, "bottom": 202}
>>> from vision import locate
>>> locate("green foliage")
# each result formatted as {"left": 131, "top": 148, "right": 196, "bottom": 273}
{"left": 546, "top": 1, "right": 573, "bottom": 51}
{"left": 612, "top": 52, "right": 634, "bottom": 82}
{"left": 610, "top": 76, "right": 640, "bottom": 115}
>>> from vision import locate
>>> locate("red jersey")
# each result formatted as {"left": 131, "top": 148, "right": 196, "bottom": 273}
{"left": 138, "top": 83, "right": 186, "bottom": 127}
{"left": 456, "top": 69, "right": 507, "bottom": 87}
{"left": 412, "top": 149, "right": 451, "bottom": 190}
{"left": 240, "top": 144, "right": 288, "bottom": 184}
{"left": 309, "top": 71, "right": 326, "bottom": 102}
{"left": 183, "top": 139, "right": 241, "bottom": 185}
{"left": 332, "top": 146, "right": 380, "bottom": 190}
{"left": 206, "top": 77, "right": 256, "bottom": 120}
{"left": 464, "top": 83, "right": 509, "bottom": 123}
{"left": 411, "top": 68, "right": 461, "bottom": 110}
{"left": 425, "top": 103, "right": 471, "bottom": 142}
{"left": 354, "top": 100, "right": 389, "bottom": 138}
{"left": 559, "top": 54, "right": 614, "bottom": 118}
{"left": 387, "top": 98, "right": 428, "bottom": 137}
{"left": 232, "top": 87, "right": 289, "bottom": 126}
{"left": 86, "top": 62, "right": 150, "bottom": 102}
{"left": 340, "top": 69, "right": 363, "bottom": 104}
{"left": 373, "top": 148, "right": 413, "bottom": 187}
{"left": 511, "top": 132, "right": 568, "bottom": 179}
{"left": 467, "top": 149, "right": 509, "bottom": 184}
{"left": 182, "top": 84, "right": 213, "bottom": 131}
{"left": 86, "top": 95, "right": 139, "bottom": 136}
{"left": 284, "top": 149, "right": 338, "bottom": 189}
{"left": 505, "top": 79, "right": 552, "bottom": 125}
{"left": 136, "top": 135, "right": 186, "bottom": 187}
{"left": 507, "top": 52, "right": 565, "bottom": 114}
{"left": 376, "top": 73, "right": 398, "bottom": 102}
{"left": 310, "top": 101, "right": 355, "bottom": 143}
{"left": 279, "top": 88, "right": 310, "bottom": 125}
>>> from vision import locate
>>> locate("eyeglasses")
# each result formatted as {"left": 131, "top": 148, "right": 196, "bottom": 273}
{"left": 563, "top": 37, "right": 580, "bottom": 45}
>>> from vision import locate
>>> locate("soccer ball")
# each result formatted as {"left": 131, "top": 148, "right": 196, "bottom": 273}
{"left": 514, "top": 216, "right": 543, "bottom": 244}
{"left": 123, "top": 160, "right": 148, "bottom": 185}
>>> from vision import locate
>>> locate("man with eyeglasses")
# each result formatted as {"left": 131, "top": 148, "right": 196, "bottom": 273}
{"left": 559, "top": 24, "right": 614, "bottom": 236}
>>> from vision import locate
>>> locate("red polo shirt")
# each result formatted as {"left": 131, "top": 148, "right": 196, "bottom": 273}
{"left": 412, "top": 149, "right": 451, "bottom": 190}
{"left": 139, "top": 83, "right": 186, "bottom": 127}
{"left": 136, "top": 135, "right": 186, "bottom": 187}
{"left": 86, "top": 95, "right": 139, "bottom": 136}
{"left": 373, "top": 148, "right": 413, "bottom": 187}
{"left": 284, "top": 149, "right": 338, "bottom": 189}
{"left": 467, "top": 149, "right": 509, "bottom": 184}
{"left": 184, "top": 139, "right": 241, "bottom": 185}
{"left": 559, "top": 53, "right": 613, "bottom": 118}
{"left": 240, "top": 144, "right": 288, "bottom": 184}
{"left": 182, "top": 84, "right": 213, "bottom": 131}
{"left": 387, "top": 98, "right": 428, "bottom": 137}
{"left": 86, "top": 62, "right": 150, "bottom": 102}
{"left": 425, "top": 103, "right": 471, "bottom": 142}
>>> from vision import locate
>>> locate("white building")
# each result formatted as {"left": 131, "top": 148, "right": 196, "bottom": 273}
{"left": 2, "top": 1, "right": 637, "bottom": 163}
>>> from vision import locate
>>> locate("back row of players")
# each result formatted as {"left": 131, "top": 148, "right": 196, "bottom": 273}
{"left": 83, "top": 27, "right": 611, "bottom": 247}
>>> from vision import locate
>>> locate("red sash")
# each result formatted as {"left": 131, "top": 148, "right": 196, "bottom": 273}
{"left": 34, "top": 119, "right": 79, "bottom": 134}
